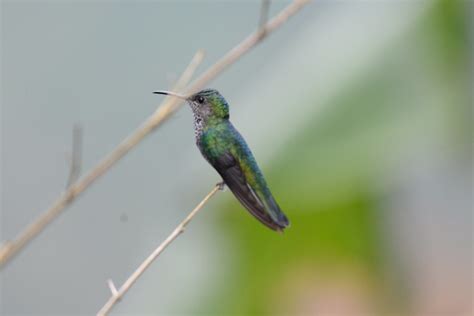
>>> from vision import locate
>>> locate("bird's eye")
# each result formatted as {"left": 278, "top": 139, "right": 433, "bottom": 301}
{"left": 197, "top": 96, "right": 205, "bottom": 104}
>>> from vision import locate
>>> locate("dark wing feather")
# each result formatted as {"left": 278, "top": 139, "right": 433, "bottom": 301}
{"left": 212, "top": 152, "right": 286, "bottom": 231}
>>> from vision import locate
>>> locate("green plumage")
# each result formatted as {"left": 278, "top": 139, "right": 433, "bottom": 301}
{"left": 199, "top": 120, "right": 265, "bottom": 191}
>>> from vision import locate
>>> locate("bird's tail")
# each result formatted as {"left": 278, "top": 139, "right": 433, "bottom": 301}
{"left": 264, "top": 194, "right": 290, "bottom": 231}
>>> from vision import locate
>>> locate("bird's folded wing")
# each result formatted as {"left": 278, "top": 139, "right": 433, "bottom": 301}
{"left": 213, "top": 152, "right": 284, "bottom": 231}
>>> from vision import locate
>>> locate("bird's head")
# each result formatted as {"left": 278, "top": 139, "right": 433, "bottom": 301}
{"left": 154, "top": 88, "right": 229, "bottom": 122}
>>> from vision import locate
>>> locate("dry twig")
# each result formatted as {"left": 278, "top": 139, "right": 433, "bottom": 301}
{"left": 66, "top": 124, "right": 83, "bottom": 188}
{"left": 97, "top": 184, "right": 222, "bottom": 316}
{"left": 258, "top": 0, "right": 270, "bottom": 33}
{"left": 0, "top": 0, "right": 310, "bottom": 268}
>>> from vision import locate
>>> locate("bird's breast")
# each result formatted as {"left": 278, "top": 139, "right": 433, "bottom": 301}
{"left": 192, "top": 114, "right": 205, "bottom": 143}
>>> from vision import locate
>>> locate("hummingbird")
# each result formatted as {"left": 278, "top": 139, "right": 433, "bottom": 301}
{"left": 154, "top": 89, "right": 289, "bottom": 232}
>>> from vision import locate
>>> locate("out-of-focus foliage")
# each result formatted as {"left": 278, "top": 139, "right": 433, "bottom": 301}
{"left": 198, "top": 0, "right": 470, "bottom": 315}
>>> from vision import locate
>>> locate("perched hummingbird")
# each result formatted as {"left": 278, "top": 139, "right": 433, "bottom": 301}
{"left": 154, "top": 89, "right": 289, "bottom": 231}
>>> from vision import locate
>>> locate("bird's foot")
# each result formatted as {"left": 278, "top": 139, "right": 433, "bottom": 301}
{"left": 216, "top": 181, "right": 226, "bottom": 191}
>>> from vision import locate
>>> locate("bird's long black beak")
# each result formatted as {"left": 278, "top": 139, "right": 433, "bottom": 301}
{"left": 153, "top": 90, "right": 188, "bottom": 100}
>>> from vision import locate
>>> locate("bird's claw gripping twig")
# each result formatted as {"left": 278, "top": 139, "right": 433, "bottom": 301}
{"left": 217, "top": 181, "right": 226, "bottom": 191}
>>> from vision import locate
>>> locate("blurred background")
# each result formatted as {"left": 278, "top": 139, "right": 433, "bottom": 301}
{"left": 1, "top": 0, "right": 472, "bottom": 315}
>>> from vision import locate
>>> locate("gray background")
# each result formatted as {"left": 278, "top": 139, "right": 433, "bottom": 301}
{"left": 3, "top": 1, "right": 470, "bottom": 315}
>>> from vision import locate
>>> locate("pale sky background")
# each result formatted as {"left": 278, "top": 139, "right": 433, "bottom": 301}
{"left": 3, "top": 1, "right": 461, "bottom": 315}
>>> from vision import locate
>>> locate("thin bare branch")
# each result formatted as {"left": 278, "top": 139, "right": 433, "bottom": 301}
{"left": 0, "top": 0, "right": 310, "bottom": 268}
{"left": 186, "top": 0, "right": 310, "bottom": 95}
{"left": 107, "top": 279, "right": 119, "bottom": 298}
{"left": 97, "top": 184, "right": 222, "bottom": 316}
{"left": 66, "top": 124, "right": 83, "bottom": 188}
{"left": 0, "top": 50, "right": 204, "bottom": 267}
{"left": 258, "top": 0, "right": 271, "bottom": 38}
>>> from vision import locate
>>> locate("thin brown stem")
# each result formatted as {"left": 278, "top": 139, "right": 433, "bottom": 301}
{"left": 186, "top": 0, "right": 309, "bottom": 95}
{"left": 258, "top": 0, "right": 271, "bottom": 38}
{"left": 97, "top": 184, "right": 222, "bottom": 316}
{"left": 66, "top": 124, "right": 83, "bottom": 188}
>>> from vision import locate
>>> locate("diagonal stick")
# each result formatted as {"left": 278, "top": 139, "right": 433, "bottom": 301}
{"left": 97, "top": 184, "right": 222, "bottom": 316}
